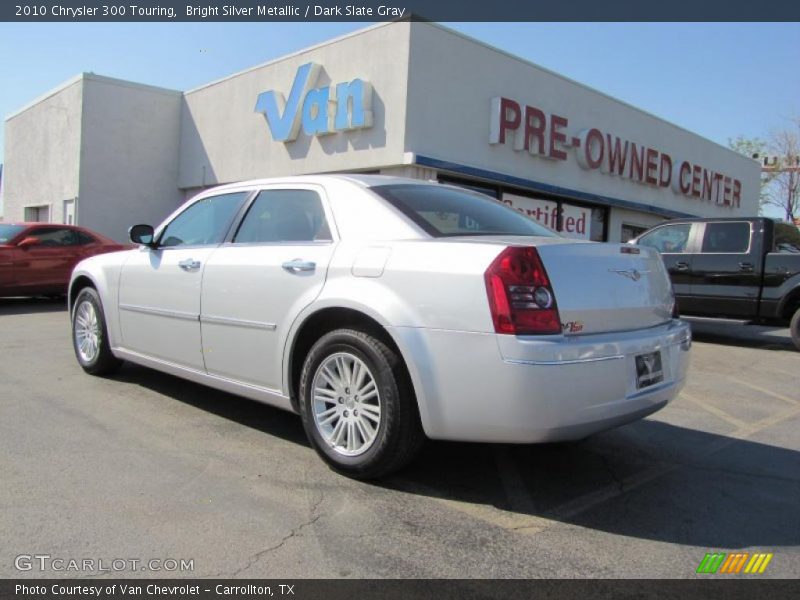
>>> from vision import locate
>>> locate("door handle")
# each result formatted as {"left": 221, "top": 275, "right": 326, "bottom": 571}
{"left": 282, "top": 259, "right": 316, "bottom": 274}
{"left": 673, "top": 262, "right": 689, "bottom": 271}
{"left": 738, "top": 262, "right": 754, "bottom": 272}
{"left": 178, "top": 259, "right": 201, "bottom": 271}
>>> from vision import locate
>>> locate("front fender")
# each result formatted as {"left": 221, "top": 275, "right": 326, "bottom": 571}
{"left": 68, "top": 251, "right": 132, "bottom": 348}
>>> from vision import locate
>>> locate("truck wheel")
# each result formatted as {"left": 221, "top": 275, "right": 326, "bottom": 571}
{"left": 298, "top": 328, "right": 425, "bottom": 479}
{"left": 791, "top": 307, "right": 800, "bottom": 352}
{"left": 72, "top": 287, "right": 123, "bottom": 375}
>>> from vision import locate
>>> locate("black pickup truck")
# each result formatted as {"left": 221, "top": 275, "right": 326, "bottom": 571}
{"left": 631, "top": 217, "right": 800, "bottom": 350}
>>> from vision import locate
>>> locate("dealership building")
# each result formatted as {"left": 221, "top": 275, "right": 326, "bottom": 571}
{"left": 3, "top": 21, "right": 760, "bottom": 242}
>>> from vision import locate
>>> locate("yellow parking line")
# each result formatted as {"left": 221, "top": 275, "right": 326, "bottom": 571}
{"left": 679, "top": 390, "right": 749, "bottom": 429}
{"left": 547, "top": 405, "right": 800, "bottom": 523}
{"left": 396, "top": 406, "right": 800, "bottom": 535}
{"left": 728, "top": 377, "right": 799, "bottom": 406}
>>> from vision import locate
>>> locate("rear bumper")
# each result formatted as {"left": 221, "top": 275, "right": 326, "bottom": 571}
{"left": 389, "top": 319, "right": 691, "bottom": 443}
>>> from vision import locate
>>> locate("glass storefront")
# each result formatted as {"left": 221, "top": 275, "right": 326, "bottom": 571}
{"left": 439, "top": 175, "right": 607, "bottom": 241}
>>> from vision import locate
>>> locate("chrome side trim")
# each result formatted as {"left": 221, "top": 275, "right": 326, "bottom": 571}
{"left": 200, "top": 314, "right": 277, "bottom": 330}
{"left": 119, "top": 303, "right": 199, "bottom": 322}
{"left": 503, "top": 354, "right": 625, "bottom": 367}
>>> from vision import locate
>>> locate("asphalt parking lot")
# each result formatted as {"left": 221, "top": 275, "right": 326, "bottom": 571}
{"left": 1, "top": 299, "right": 798, "bottom": 579}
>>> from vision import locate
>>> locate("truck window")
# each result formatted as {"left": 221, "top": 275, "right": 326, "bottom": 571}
{"left": 700, "top": 222, "right": 750, "bottom": 254}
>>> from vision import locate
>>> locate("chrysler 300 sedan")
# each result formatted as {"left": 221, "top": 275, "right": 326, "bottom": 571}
{"left": 69, "top": 175, "right": 691, "bottom": 478}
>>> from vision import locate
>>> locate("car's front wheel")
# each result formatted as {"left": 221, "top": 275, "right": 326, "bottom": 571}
{"left": 72, "top": 287, "right": 122, "bottom": 375}
{"left": 298, "top": 328, "right": 424, "bottom": 479}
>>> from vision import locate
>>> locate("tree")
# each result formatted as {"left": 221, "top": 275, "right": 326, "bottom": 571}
{"left": 763, "top": 119, "right": 800, "bottom": 222}
{"left": 729, "top": 120, "right": 800, "bottom": 222}
{"left": 727, "top": 135, "right": 774, "bottom": 213}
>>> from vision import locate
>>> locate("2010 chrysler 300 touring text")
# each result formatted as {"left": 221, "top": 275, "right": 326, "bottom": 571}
{"left": 68, "top": 175, "right": 691, "bottom": 478}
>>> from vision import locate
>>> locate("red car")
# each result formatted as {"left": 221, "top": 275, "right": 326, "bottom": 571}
{"left": 0, "top": 223, "right": 127, "bottom": 298}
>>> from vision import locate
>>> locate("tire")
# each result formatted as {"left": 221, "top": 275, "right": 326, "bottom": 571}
{"left": 71, "top": 287, "right": 122, "bottom": 376}
{"left": 791, "top": 307, "right": 800, "bottom": 352}
{"left": 298, "top": 328, "right": 425, "bottom": 479}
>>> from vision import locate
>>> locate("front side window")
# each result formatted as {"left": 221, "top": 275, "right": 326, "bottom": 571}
{"left": 372, "top": 184, "right": 558, "bottom": 238}
{"left": 233, "top": 189, "right": 332, "bottom": 243}
{"left": 0, "top": 224, "right": 25, "bottom": 243}
{"left": 28, "top": 227, "right": 78, "bottom": 247}
{"left": 637, "top": 223, "right": 692, "bottom": 253}
{"left": 701, "top": 222, "right": 751, "bottom": 254}
{"left": 159, "top": 192, "right": 247, "bottom": 248}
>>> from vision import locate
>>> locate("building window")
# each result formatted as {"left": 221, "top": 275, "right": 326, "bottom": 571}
{"left": 24, "top": 205, "right": 50, "bottom": 222}
{"left": 621, "top": 223, "right": 649, "bottom": 243}
{"left": 63, "top": 199, "right": 76, "bottom": 225}
{"left": 501, "top": 192, "right": 606, "bottom": 241}
{"left": 434, "top": 176, "right": 608, "bottom": 241}
{"left": 438, "top": 175, "right": 500, "bottom": 199}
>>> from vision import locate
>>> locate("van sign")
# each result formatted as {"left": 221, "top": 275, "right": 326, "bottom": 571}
{"left": 254, "top": 62, "right": 373, "bottom": 143}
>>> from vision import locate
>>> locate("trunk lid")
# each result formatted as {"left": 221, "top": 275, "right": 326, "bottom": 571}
{"left": 535, "top": 240, "right": 673, "bottom": 335}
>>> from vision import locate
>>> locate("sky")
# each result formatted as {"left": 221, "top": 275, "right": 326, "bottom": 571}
{"left": 0, "top": 21, "right": 798, "bottom": 214}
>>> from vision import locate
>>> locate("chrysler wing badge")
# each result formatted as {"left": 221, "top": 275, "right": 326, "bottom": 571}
{"left": 609, "top": 268, "right": 643, "bottom": 281}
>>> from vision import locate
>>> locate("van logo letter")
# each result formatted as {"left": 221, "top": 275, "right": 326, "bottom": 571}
{"left": 255, "top": 62, "right": 373, "bottom": 143}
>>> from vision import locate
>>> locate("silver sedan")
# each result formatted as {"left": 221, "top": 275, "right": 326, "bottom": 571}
{"left": 69, "top": 175, "right": 691, "bottom": 478}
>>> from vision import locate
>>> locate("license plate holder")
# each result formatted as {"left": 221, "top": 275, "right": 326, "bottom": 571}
{"left": 635, "top": 351, "right": 663, "bottom": 389}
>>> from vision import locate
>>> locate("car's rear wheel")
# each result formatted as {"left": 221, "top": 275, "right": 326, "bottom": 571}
{"left": 790, "top": 307, "right": 800, "bottom": 351}
{"left": 298, "top": 328, "right": 424, "bottom": 479}
{"left": 72, "top": 287, "right": 122, "bottom": 375}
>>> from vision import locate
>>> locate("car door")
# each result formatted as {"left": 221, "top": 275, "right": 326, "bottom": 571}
{"left": 689, "top": 220, "right": 761, "bottom": 317}
{"left": 15, "top": 227, "right": 82, "bottom": 292}
{"left": 635, "top": 222, "right": 695, "bottom": 302}
{"left": 117, "top": 191, "right": 249, "bottom": 370}
{"left": 200, "top": 186, "right": 336, "bottom": 391}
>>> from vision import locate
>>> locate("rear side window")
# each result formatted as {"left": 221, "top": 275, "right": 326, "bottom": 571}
{"left": 701, "top": 222, "right": 751, "bottom": 254}
{"left": 75, "top": 231, "right": 97, "bottom": 245}
{"left": 372, "top": 184, "right": 557, "bottom": 238}
{"left": 234, "top": 189, "right": 332, "bottom": 243}
{"left": 159, "top": 192, "right": 247, "bottom": 248}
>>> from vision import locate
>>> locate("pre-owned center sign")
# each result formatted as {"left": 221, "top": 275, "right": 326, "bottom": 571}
{"left": 489, "top": 97, "right": 742, "bottom": 209}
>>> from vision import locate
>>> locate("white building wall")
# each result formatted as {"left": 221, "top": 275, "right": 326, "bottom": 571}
{"left": 3, "top": 77, "right": 83, "bottom": 224}
{"left": 404, "top": 23, "right": 761, "bottom": 223}
{"left": 78, "top": 75, "right": 183, "bottom": 241}
{"left": 178, "top": 22, "right": 412, "bottom": 189}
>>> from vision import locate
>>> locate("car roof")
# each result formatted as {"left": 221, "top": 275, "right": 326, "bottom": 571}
{"left": 3, "top": 222, "right": 82, "bottom": 228}
{"left": 662, "top": 217, "right": 764, "bottom": 223}
{"left": 202, "top": 174, "right": 436, "bottom": 195}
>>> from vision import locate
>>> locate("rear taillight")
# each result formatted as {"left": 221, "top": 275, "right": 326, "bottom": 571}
{"left": 484, "top": 246, "right": 561, "bottom": 335}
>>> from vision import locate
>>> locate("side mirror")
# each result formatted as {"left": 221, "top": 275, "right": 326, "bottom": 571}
{"left": 17, "top": 236, "right": 41, "bottom": 248}
{"left": 129, "top": 224, "right": 155, "bottom": 247}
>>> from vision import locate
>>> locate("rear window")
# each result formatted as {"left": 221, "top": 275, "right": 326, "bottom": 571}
{"left": 0, "top": 224, "right": 25, "bottom": 243}
{"left": 371, "top": 184, "right": 558, "bottom": 238}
